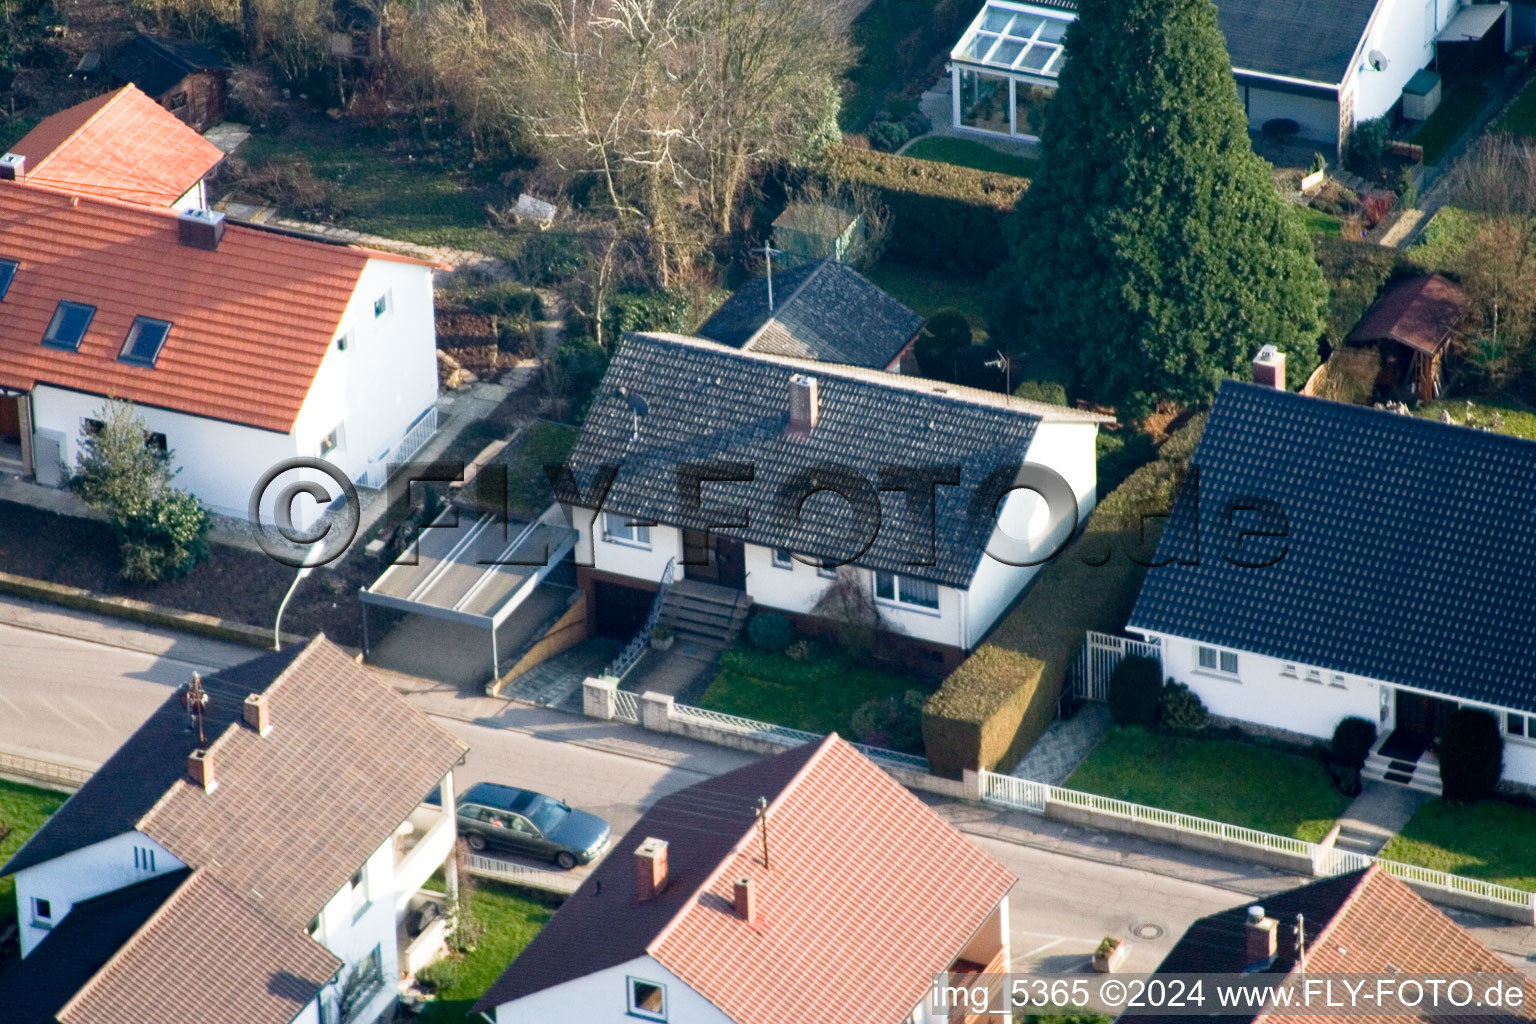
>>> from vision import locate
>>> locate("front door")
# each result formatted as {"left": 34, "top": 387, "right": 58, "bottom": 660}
{"left": 716, "top": 537, "right": 746, "bottom": 590}
{"left": 1395, "top": 689, "right": 1457, "bottom": 741}
{"left": 682, "top": 529, "right": 720, "bottom": 583}
{"left": 0, "top": 393, "right": 20, "bottom": 441}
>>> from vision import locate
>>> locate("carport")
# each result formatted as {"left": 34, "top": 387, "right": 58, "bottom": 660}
{"left": 361, "top": 510, "right": 578, "bottom": 682}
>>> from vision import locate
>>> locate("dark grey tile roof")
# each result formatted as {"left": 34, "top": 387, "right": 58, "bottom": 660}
{"left": 565, "top": 333, "right": 1090, "bottom": 588}
{"left": 697, "top": 258, "right": 923, "bottom": 369}
{"left": 1001, "top": 0, "right": 1378, "bottom": 85}
{"left": 110, "top": 35, "right": 229, "bottom": 97}
{"left": 0, "top": 869, "right": 190, "bottom": 1024}
{"left": 1129, "top": 382, "right": 1536, "bottom": 712}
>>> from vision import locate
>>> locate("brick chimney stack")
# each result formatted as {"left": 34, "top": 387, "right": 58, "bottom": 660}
{"left": 187, "top": 747, "right": 217, "bottom": 793}
{"left": 1245, "top": 905, "right": 1277, "bottom": 970}
{"left": 733, "top": 876, "right": 756, "bottom": 923}
{"left": 1253, "top": 345, "right": 1286, "bottom": 390}
{"left": 243, "top": 693, "right": 271, "bottom": 736}
{"left": 788, "top": 374, "right": 819, "bottom": 434}
{"left": 635, "top": 837, "right": 669, "bottom": 902}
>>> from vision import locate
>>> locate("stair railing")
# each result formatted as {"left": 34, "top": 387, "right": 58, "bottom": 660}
{"left": 602, "top": 557, "right": 676, "bottom": 681}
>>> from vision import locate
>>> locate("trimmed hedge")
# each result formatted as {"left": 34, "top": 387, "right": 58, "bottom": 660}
{"left": 818, "top": 144, "right": 1028, "bottom": 274}
{"left": 921, "top": 412, "right": 1210, "bottom": 775}
{"left": 923, "top": 645, "right": 1048, "bottom": 778}
{"left": 1332, "top": 716, "right": 1378, "bottom": 769}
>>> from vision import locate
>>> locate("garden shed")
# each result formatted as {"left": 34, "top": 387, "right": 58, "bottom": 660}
{"left": 772, "top": 202, "right": 862, "bottom": 263}
{"left": 1345, "top": 274, "right": 1465, "bottom": 401}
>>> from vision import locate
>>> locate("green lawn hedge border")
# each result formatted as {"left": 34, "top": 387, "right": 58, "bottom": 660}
{"left": 921, "top": 413, "right": 1209, "bottom": 777}
{"left": 816, "top": 144, "right": 1028, "bottom": 274}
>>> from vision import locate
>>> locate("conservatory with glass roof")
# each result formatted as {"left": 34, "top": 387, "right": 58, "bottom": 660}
{"left": 949, "top": 0, "right": 1071, "bottom": 139}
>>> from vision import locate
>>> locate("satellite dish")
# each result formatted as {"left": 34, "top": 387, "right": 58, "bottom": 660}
{"left": 1367, "top": 49, "right": 1389, "bottom": 72}
{"left": 618, "top": 385, "right": 649, "bottom": 418}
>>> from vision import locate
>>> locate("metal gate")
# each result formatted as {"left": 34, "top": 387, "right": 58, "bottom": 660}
{"left": 1067, "top": 631, "right": 1162, "bottom": 701}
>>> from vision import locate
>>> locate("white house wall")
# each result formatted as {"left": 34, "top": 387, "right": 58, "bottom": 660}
{"left": 1355, "top": 0, "right": 1462, "bottom": 123}
{"left": 311, "top": 834, "right": 401, "bottom": 1024}
{"left": 1241, "top": 85, "right": 1340, "bottom": 144}
{"left": 494, "top": 955, "right": 733, "bottom": 1024}
{"left": 964, "top": 420, "right": 1098, "bottom": 648}
{"left": 30, "top": 383, "right": 301, "bottom": 520}
{"left": 293, "top": 258, "right": 438, "bottom": 490}
{"left": 12, "top": 830, "right": 185, "bottom": 956}
{"left": 1146, "top": 631, "right": 1383, "bottom": 741}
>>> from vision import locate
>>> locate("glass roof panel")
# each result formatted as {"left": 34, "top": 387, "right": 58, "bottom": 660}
{"left": 993, "top": 39, "right": 1026, "bottom": 66}
{"left": 981, "top": 8, "right": 1014, "bottom": 32}
{"left": 965, "top": 32, "right": 999, "bottom": 61}
{"left": 1019, "top": 42, "right": 1058, "bottom": 72}
{"left": 1036, "top": 18, "right": 1067, "bottom": 43}
{"left": 1005, "top": 13, "right": 1045, "bottom": 42}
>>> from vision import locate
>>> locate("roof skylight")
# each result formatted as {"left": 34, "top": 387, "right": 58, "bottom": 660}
{"left": 0, "top": 259, "right": 17, "bottom": 301}
{"left": 118, "top": 316, "right": 172, "bottom": 368}
{"left": 42, "top": 300, "right": 95, "bottom": 352}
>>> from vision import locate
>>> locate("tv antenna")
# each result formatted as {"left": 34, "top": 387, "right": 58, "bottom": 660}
{"left": 183, "top": 673, "right": 209, "bottom": 747}
{"left": 985, "top": 351, "right": 1011, "bottom": 399}
{"left": 755, "top": 796, "right": 772, "bottom": 870}
{"left": 756, "top": 244, "right": 783, "bottom": 312}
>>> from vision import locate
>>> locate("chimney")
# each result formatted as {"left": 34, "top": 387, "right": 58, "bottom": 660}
{"left": 733, "top": 876, "right": 756, "bottom": 923}
{"left": 177, "top": 208, "right": 226, "bottom": 251}
{"left": 1252, "top": 345, "right": 1286, "bottom": 391}
{"left": 788, "top": 374, "right": 819, "bottom": 434}
{"left": 187, "top": 747, "right": 217, "bottom": 793}
{"left": 0, "top": 153, "right": 23, "bottom": 181}
{"left": 243, "top": 693, "right": 271, "bottom": 736}
{"left": 1245, "top": 905, "right": 1277, "bottom": 970}
{"left": 635, "top": 837, "right": 668, "bottom": 902}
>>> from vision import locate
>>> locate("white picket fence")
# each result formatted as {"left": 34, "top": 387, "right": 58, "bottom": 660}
{"left": 1068, "top": 631, "right": 1162, "bottom": 702}
{"left": 464, "top": 852, "right": 580, "bottom": 894}
{"left": 980, "top": 770, "right": 1536, "bottom": 917}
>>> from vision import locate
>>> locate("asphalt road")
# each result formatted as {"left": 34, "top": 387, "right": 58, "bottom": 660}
{"left": 2, "top": 600, "right": 1534, "bottom": 979}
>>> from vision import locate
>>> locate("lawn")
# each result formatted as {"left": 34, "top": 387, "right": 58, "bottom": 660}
{"left": 698, "top": 645, "right": 933, "bottom": 752}
{"left": 416, "top": 880, "right": 558, "bottom": 1022}
{"left": 1379, "top": 798, "right": 1536, "bottom": 891}
{"left": 1496, "top": 75, "right": 1536, "bottom": 136}
{"left": 1417, "top": 398, "right": 1536, "bottom": 440}
{"left": 1411, "top": 84, "right": 1489, "bottom": 166}
{"left": 504, "top": 421, "right": 579, "bottom": 518}
{"left": 902, "top": 136, "right": 1038, "bottom": 179}
{"left": 232, "top": 124, "right": 517, "bottom": 255}
{"left": 1298, "top": 206, "right": 1343, "bottom": 236}
{"left": 1065, "top": 726, "right": 1348, "bottom": 842}
{"left": 865, "top": 260, "right": 990, "bottom": 343}
{"left": 0, "top": 780, "right": 68, "bottom": 935}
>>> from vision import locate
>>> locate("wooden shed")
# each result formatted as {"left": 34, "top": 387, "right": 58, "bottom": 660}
{"left": 109, "top": 36, "right": 230, "bottom": 131}
{"left": 1346, "top": 274, "right": 1466, "bottom": 401}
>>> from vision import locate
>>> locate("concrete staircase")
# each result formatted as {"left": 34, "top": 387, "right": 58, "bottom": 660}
{"left": 655, "top": 579, "right": 752, "bottom": 651}
{"left": 1363, "top": 747, "right": 1443, "bottom": 796}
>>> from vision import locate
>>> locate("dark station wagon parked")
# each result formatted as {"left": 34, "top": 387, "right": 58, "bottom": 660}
{"left": 437, "top": 782, "right": 611, "bottom": 869}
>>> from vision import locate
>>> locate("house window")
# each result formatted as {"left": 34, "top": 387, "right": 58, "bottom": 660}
{"left": 342, "top": 945, "right": 385, "bottom": 1019}
{"left": 84, "top": 419, "right": 166, "bottom": 453}
{"left": 1281, "top": 663, "right": 1298, "bottom": 678}
{"left": 350, "top": 865, "right": 369, "bottom": 918}
{"left": 337, "top": 329, "right": 353, "bottom": 352}
{"left": 42, "top": 300, "right": 95, "bottom": 352}
{"left": 772, "top": 548, "right": 793, "bottom": 569}
{"left": 1329, "top": 674, "right": 1348, "bottom": 689}
{"left": 627, "top": 977, "right": 667, "bottom": 1021}
{"left": 874, "top": 571, "right": 940, "bottom": 611}
{"left": 1305, "top": 667, "right": 1323, "bottom": 684}
{"left": 1197, "top": 646, "right": 1238, "bottom": 675}
{"left": 134, "top": 846, "right": 157, "bottom": 872}
{"left": 604, "top": 512, "right": 651, "bottom": 548}
{"left": 29, "top": 897, "right": 51, "bottom": 926}
{"left": 320, "top": 424, "right": 344, "bottom": 458}
{"left": 0, "top": 258, "right": 17, "bottom": 300}
{"left": 816, "top": 562, "right": 837, "bottom": 579}
{"left": 374, "top": 290, "right": 392, "bottom": 318}
{"left": 1508, "top": 713, "right": 1526, "bottom": 738}
{"left": 118, "top": 316, "right": 172, "bottom": 368}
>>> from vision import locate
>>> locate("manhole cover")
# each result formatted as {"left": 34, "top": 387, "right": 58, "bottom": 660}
{"left": 1132, "top": 922, "right": 1165, "bottom": 940}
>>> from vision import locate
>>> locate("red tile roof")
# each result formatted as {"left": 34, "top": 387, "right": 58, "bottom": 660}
{"left": 478, "top": 734, "right": 1016, "bottom": 1024}
{"left": 0, "top": 181, "right": 429, "bottom": 432}
{"left": 9, "top": 85, "right": 225, "bottom": 207}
